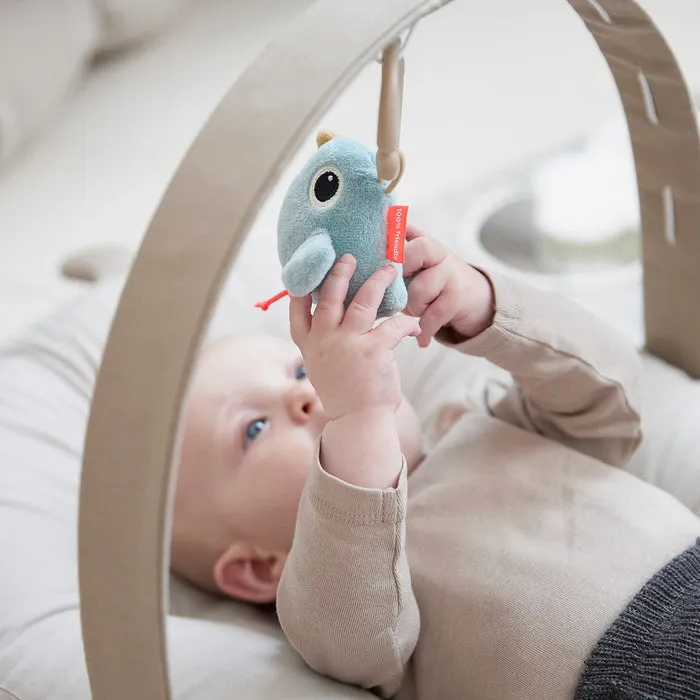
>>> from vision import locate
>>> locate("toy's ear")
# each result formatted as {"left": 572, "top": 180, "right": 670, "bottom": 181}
{"left": 316, "top": 130, "right": 336, "bottom": 148}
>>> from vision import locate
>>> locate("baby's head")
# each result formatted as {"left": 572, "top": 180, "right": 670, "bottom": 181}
{"left": 170, "top": 332, "right": 422, "bottom": 603}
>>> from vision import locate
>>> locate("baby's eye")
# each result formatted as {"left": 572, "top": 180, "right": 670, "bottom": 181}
{"left": 295, "top": 364, "right": 307, "bottom": 381}
{"left": 245, "top": 418, "right": 268, "bottom": 445}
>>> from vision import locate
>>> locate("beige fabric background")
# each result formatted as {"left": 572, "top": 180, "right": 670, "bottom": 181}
{"left": 0, "top": 0, "right": 197, "bottom": 166}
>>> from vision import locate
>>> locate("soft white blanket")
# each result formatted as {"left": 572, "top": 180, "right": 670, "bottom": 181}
{"left": 0, "top": 0, "right": 194, "bottom": 165}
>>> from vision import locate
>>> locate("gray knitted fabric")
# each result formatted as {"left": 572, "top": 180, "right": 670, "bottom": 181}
{"left": 575, "top": 538, "right": 700, "bottom": 700}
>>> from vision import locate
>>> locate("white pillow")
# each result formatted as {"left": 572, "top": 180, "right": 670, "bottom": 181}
{"left": 627, "top": 354, "right": 700, "bottom": 518}
{"left": 94, "top": 0, "right": 197, "bottom": 53}
{"left": 0, "top": 0, "right": 196, "bottom": 167}
{"left": 0, "top": 0, "right": 96, "bottom": 164}
{"left": 0, "top": 277, "right": 370, "bottom": 700}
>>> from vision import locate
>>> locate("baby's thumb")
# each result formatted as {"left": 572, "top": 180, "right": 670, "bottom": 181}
{"left": 373, "top": 315, "right": 422, "bottom": 349}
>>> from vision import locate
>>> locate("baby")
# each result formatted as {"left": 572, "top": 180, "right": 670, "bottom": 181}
{"left": 170, "top": 228, "right": 700, "bottom": 700}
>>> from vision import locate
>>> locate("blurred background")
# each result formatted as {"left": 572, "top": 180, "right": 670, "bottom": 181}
{"left": 1, "top": 0, "right": 699, "bottom": 344}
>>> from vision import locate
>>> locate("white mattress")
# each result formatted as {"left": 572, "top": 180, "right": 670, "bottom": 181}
{"left": 2, "top": 0, "right": 700, "bottom": 344}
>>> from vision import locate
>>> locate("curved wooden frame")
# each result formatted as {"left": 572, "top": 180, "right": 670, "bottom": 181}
{"left": 78, "top": 0, "right": 700, "bottom": 698}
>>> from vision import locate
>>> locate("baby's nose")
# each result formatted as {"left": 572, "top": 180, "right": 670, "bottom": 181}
{"left": 288, "top": 385, "right": 324, "bottom": 426}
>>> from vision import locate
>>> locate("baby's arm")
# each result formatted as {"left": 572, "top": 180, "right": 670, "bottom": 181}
{"left": 277, "top": 257, "right": 421, "bottom": 697}
{"left": 404, "top": 227, "right": 643, "bottom": 467}
{"left": 441, "top": 271, "right": 642, "bottom": 466}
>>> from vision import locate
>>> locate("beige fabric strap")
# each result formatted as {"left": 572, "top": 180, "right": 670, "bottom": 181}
{"left": 78, "top": 1, "right": 700, "bottom": 698}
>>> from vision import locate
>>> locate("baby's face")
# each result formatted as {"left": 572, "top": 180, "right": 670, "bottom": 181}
{"left": 172, "top": 333, "right": 421, "bottom": 597}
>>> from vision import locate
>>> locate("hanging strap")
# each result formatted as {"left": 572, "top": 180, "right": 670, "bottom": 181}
{"left": 78, "top": 1, "right": 700, "bottom": 699}
{"left": 377, "top": 35, "right": 407, "bottom": 192}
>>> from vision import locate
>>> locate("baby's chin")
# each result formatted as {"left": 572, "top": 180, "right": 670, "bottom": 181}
{"left": 396, "top": 395, "right": 423, "bottom": 475}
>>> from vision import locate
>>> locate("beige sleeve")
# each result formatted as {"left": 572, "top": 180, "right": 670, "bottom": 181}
{"left": 438, "top": 271, "right": 643, "bottom": 467}
{"left": 277, "top": 447, "right": 419, "bottom": 698}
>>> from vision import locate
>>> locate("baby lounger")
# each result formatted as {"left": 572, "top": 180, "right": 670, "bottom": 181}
{"left": 78, "top": 0, "right": 700, "bottom": 698}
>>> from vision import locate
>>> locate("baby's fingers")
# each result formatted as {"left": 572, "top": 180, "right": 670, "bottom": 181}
{"left": 289, "top": 294, "right": 312, "bottom": 347}
{"left": 313, "top": 254, "right": 356, "bottom": 332}
{"left": 372, "top": 314, "right": 421, "bottom": 349}
{"left": 416, "top": 293, "right": 456, "bottom": 348}
{"left": 343, "top": 264, "right": 397, "bottom": 334}
{"left": 403, "top": 234, "right": 447, "bottom": 278}
{"left": 404, "top": 265, "right": 446, "bottom": 318}
{"left": 406, "top": 224, "right": 428, "bottom": 241}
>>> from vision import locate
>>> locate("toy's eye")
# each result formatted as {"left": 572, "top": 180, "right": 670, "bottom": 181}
{"left": 314, "top": 172, "right": 339, "bottom": 202}
{"left": 310, "top": 167, "right": 342, "bottom": 209}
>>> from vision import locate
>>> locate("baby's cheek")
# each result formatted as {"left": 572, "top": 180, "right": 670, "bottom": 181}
{"left": 259, "top": 442, "right": 315, "bottom": 551}
{"left": 283, "top": 445, "right": 315, "bottom": 504}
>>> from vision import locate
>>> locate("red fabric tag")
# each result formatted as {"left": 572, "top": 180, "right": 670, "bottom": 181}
{"left": 386, "top": 205, "right": 408, "bottom": 263}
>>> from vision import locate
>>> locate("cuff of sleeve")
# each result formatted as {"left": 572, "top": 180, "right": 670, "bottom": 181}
{"left": 305, "top": 440, "right": 408, "bottom": 525}
{"left": 436, "top": 268, "right": 524, "bottom": 358}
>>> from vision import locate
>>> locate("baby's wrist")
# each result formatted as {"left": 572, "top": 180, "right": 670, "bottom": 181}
{"left": 328, "top": 408, "right": 395, "bottom": 432}
{"left": 450, "top": 268, "right": 495, "bottom": 339}
{"left": 320, "top": 409, "right": 403, "bottom": 489}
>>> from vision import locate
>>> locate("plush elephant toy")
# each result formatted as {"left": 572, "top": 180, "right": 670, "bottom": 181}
{"left": 256, "top": 131, "right": 408, "bottom": 319}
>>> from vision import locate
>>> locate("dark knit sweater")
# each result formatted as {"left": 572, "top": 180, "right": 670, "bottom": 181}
{"left": 576, "top": 539, "right": 700, "bottom": 700}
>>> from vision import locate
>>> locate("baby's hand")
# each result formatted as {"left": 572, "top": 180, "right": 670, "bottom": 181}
{"left": 289, "top": 255, "right": 420, "bottom": 422}
{"left": 404, "top": 227, "right": 495, "bottom": 347}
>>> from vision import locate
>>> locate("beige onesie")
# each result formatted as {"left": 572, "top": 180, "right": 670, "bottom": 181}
{"left": 277, "top": 271, "right": 700, "bottom": 700}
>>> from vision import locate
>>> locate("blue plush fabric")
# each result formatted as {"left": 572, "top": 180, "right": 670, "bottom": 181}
{"left": 277, "top": 135, "right": 408, "bottom": 317}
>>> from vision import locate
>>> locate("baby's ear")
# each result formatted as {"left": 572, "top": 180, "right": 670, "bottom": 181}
{"left": 316, "top": 130, "right": 336, "bottom": 148}
{"left": 213, "top": 543, "right": 285, "bottom": 604}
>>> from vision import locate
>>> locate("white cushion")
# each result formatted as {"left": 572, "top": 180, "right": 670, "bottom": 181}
{"left": 0, "top": 0, "right": 196, "bottom": 167}
{"left": 627, "top": 354, "right": 700, "bottom": 518}
{"left": 0, "top": 0, "right": 96, "bottom": 164}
